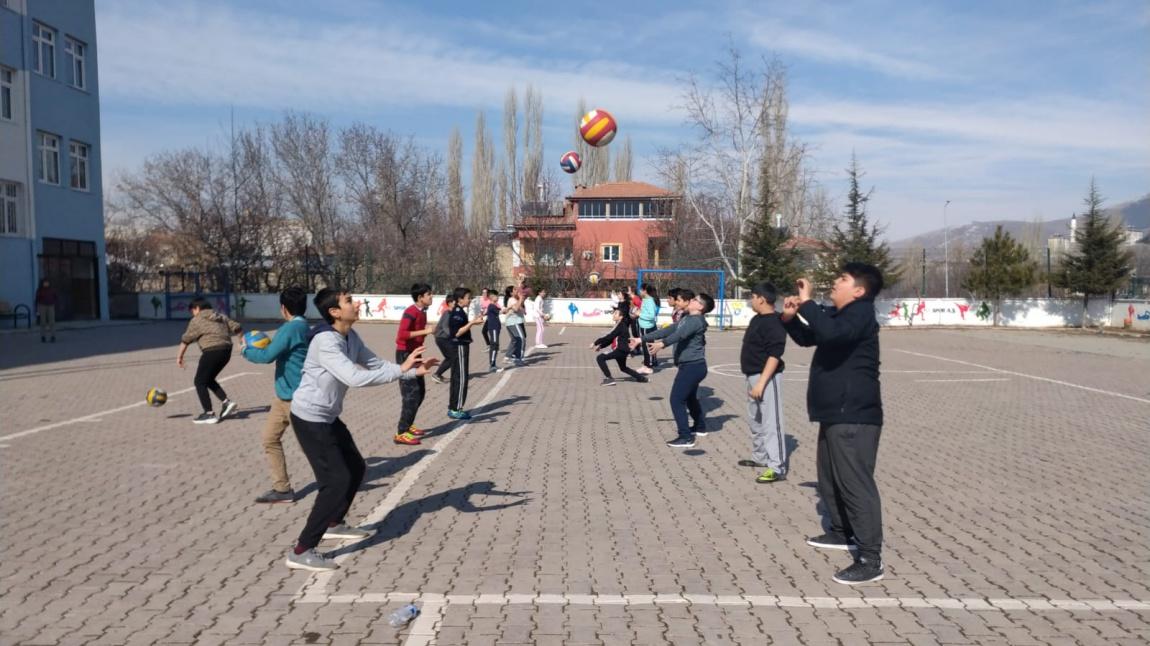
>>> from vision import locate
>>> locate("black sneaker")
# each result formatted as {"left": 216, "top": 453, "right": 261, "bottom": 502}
{"left": 193, "top": 412, "right": 219, "bottom": 425}
{"left": 632, "top": 375, "right": 649, "bottom": 383}
{"left": 667, "top": 437, "right": 696, "bottom": 449}
{"left": 806, "top": 533, "right": 858, "bottom": 551}
{"left": 255, "top": 489, "right": 295, "bottom": 504}
{"left": 430, "top": 374, "right": 446, "bottom": 385}
{"left": 833, "top": 557, "right": 884, "bottom": 585}
{"left": 600, "top": 378, "right": 617, "bottom": 386}
{"left": 220, "top": 400, "right": 239, "bottom": 419}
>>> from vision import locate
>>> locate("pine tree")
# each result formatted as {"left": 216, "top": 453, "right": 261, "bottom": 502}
{"left": 740, "top": 147, "right": 800, "bottom": 290}
{"left": 962, "top": 225, "right": 1037, "bottom": 326}
{"left": 817, "top": 154, "right": 901, "bottom": 289}
{"left": 1054, "top": 179, "right": 1133, "bottom": 326}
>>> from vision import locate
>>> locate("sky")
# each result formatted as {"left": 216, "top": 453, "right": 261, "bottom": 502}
{"left": 94, "top": 0, "right": 1150, "bottom": 240}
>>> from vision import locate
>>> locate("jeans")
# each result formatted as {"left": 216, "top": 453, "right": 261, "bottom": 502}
{"left": 817, "top": 423, "right": 883, "bottom": 560}
{"left": 396, "top": 349, "right": 426, "bottom": 432}
{"left": 669, "top": 360, "right": 707, "bottom": 439}
{"left": 290, "top": 414, "right": 366, "bottom": 551}
{"left": 194, "top": 347, "right": 231, "bottom": 412}
{"left": 505, "top": 323, "right": 525, "bottom": 362}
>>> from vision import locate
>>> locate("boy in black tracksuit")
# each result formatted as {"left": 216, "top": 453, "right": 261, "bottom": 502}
{"left": 482, "top": 289, "right": 503, "bottom": 373}
{"left": 781, "top": 262, "right": 885, "bottom": 586}
{"left": 589, "top": 306, "right": 648, "bottom": 386}
{"left": 447, "top": 287, "right": 484, "bottom": 420}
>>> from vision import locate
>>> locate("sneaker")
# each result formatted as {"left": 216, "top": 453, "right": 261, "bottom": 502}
{"left": 636, "top": 366, "right": 653, "bottom": 375}
{"left": 430, "top": 374, "right": 446, "bottom": 385}
{"left": 285, "top": 549, "right": 339, "bottom": 572}
{"left": 192, "top": 412, "right": 219, "bottom": 425}
{"left": 220, "top": 400, "right": 239, "bottom": 419}
{"left": 323, "top": 524, "right": 372, "bottom": 540}
{"left": 738, "top": 460, "right": 768, "bottom": 468}
{"left": 408, "top": 425, "right": 426, "bottom": 437}
{"left": 632, "top": 375, "right": 649, "bottom": 383}
{"left": 756, "top": 468, "right": 785, "bottom": 483}
{"left": 806, "top": 533, "right": 858, "bottom": 551}
{"left": 601, "top": 378, "right": 617, "bottom": 386}
{"left": 833, "top": 557, "right": 884, "bottom": 585}
{"left": 447, "top": 409, "right": 472, "bottom": 420}
{"left": 255, "top": 489, "right": 295, "bottom": 504}
{"left": 535, "top": 344, "right": 548, "bottom": 349}
{"left": 394, "top": 431, "right": 421, "bottom": 446}
{"left": 667, "top": 437, "right": 696, "bottom": 449}
{"left": 693, "top": 428, "right": 711, "bottom": 437}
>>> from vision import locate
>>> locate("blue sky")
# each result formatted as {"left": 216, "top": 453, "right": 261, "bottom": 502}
{"left": 95, "top": 0, "right": 1150, "bottom": 240}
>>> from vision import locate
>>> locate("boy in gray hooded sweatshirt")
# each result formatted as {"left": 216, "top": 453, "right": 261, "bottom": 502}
{"left": 285, "top": 289, "right": 437, "bottom": 572}
{"left": 632, "top": 290, "right": 715, "bottom": 449}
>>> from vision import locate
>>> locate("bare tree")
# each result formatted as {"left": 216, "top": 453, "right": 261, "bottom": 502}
{"left": 502, "top": 87, "right": 519, "bottom": 230}
{"left": 574, "top": 98, "right": 612, "bottom": 187}
{"left": 471, "top": 111, "right": 496, "bottom": 232}
{"left": 613, "top": 135, "right": 633, "bottom": 182}
{"left": 522, "top": 84, "right": 544, "bottom": 202}
{"left": 447, "top": 127, "right": 465, "bottom": 229}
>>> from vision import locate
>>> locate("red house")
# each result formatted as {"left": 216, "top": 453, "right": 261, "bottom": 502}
{"left": 511, "top": 181, "right": 678, "bottom": 287}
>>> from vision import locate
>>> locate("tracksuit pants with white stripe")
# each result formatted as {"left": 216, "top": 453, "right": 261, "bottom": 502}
{"left": 449, "top": 342, "right": 471, "bottom": 411}
{"left": 745, "top": 373, "right": 787, "bottom": 473}
{"left": 483, "top": 327, "right": 500, "bottom": 368}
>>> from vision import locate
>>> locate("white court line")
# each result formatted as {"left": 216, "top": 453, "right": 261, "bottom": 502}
{"left": 0, "top": 372, "right": 258, "bottom": 442}
{"left": 915, "top": 378, "right": 1011, "bottom": 383}
{"left": 298, "top": 591, "right": 1150, "bottom": 613}
{"left": 559, "top": 326, "right": 566, "bottom": 335}
{"left": 402, "top": 601, "right": 446, "bottom": 646}
{"left": 294, "top": 369, "right": 517, "bottom": 604}
{"left": 893, "top": 349, "right": 1150, "bottom": 404}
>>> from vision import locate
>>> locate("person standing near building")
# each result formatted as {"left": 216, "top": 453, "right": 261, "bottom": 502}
{"left": 394, "top": 283, "right": 436, "bottom": 446}
{"left": 739, "top": 282, "right": 788, "bottom": 484}
{"left": 241, "top": 287, "right": 310, "bottom": 503}
{"left": 35, "top": 279, "right": 57, "bottom": 343}
{"left": 781, "top": 263, "right": 886, "bottom": 586}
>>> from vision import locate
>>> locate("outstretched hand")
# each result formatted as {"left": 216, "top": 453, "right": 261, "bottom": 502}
{"left": 400, "top": 346, "right": 426, "bottom": 372}
{"left": 414, "top": 358, "right": 439, "bottom": 376}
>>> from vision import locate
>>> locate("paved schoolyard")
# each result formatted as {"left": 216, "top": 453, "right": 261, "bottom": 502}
{"left": 1, "top": 322, "right": 1148, "bottom": 645}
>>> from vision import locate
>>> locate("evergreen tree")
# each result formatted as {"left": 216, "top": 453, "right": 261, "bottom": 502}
{"left": 817, "top": 154, "right": 901, "bottom": 289}
{"left": 1054, "top": 179, "right": 1133, "bottom": 326}
{"left": 740, "top": 150, "right": 800, "bottom": 290}
{"left": 962, "top": 225, "right": 1037, "bottom": 326}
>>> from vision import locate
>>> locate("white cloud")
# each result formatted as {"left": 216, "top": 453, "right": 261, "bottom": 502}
{"left": 747, "top": 22, "right": 947, "bottom": 80}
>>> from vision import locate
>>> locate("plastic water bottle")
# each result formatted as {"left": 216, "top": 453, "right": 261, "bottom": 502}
{"left": 387, "top": 603, "right": 420, "bottom": 627}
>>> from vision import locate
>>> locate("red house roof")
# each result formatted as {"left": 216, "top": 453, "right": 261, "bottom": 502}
{"left": 571, "top": 181, "right": 674, "bottom": 199}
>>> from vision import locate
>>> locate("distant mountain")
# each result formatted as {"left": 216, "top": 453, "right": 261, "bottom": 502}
{"left": 890, "top": 194, "right": 1150, "bottom": 254}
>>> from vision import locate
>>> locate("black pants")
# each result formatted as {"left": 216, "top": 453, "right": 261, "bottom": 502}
{"left": 505, "top": 323, "right": 525, "bottom": 362}
{"left": 817, "top": 423, "right": 883, "bottom": 561}
{"left": 596, "top": 348, "right": 644, "bottom": 380}
{"left": 290, "top": 414, "right": 366, "bottom": 551}
{"left": 629, "top": 319, "right": 642, "bottom": 356}
{"left": 449, "top": 343, "right": 471, "bottom": 411}
{"left": 483, "top": 327, "right": 500, "bottom": 367}
{"left": 194, "top": 347, "right": 231, "bottom": 412}
{"left": 433, "top": 336, "right": 454, "bottom": 378}
{"left": 639, "top": 325, "right": 656, "bottom": 367}
{"left": 395, "top": 349, "right": 426, "bottom": 433}
{"left": 669, "top": 361, "right": 707, "bottom": 439}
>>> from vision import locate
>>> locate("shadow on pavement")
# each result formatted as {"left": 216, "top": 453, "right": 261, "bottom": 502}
{"left": 295, "top": 449, "right": 435, "bottom": 501}
{"left": 0, "top": 321, "right": 188, "bottom": 371}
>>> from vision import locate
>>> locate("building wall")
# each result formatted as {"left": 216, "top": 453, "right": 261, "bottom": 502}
{"left": 0, "top": 2, "right": 35, "bottom": 310}
{"left": 572, "top": 219, "right": 667, "bottom": 279}
{"left": 0, "top": 0, "right": 107, "bottom": 318}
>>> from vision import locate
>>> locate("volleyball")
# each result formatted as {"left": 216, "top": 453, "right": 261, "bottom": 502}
{"left": 560, "top": 151, "right": 582, "bottom": 174}
{"left": 245, "top": 330, "right": 271, "bottom": 349}
{"left": 589, "top": 271, "right": 601, "bottom": 286}
{"left": 579, "top": 109, "right": 617, "bottom": 147}
{"left": 146, "top": 387, "right": 168, "bottom": 407}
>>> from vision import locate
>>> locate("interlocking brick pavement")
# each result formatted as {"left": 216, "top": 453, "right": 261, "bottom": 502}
{"left": 1, "top": 322, "right": 1148, "bottom": 645}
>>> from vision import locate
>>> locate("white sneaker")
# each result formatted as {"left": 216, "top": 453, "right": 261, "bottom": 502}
{"left": 535, "top": 344, "right": 548, "bottom": 349}
{"left": 323, "top": 524, "right": 372, "bottom": 540}
{"left": 285, "top": 549, "right": 338, "bottom": 572}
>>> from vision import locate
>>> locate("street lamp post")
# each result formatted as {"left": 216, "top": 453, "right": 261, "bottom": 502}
{"left": 943, "top": 200, "right": 951, "bottom": 298}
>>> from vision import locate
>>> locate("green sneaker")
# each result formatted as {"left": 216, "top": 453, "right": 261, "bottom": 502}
{"left": 755, "top": 468, "right": 785, "bottom": 484}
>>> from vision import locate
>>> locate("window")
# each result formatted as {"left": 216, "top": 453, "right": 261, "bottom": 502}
{"left": 38, "top": 132, "right": 60, "bottom": 184}
{"left": 65, "top": 37, "right": 86, "bottom": 90}
{"left": 69, "top": 141, "right": 89, "bottom": 190}
{"left": 647, "top": 199, "right": 674, "bottom": 219}
{"left": 601, "top": 244, "right": 621, "bottom": 263}
{"left": 610, "top": 200, "right": 640, "bottom": 219}
{"left": 32, "top": 22, "right": 56, "bottom": 78}
{"left": 1, "top": 67, "right": 12, "bottom": 120}
{"left": 1, "top": 181, "right": 17, "bottom": 235}
{"left": 578, "top": 200, "right": 606, "bottom": 218}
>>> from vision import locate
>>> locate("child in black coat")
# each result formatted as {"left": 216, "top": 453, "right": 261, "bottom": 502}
{"left": 589, "top": 306, "right": 649, "bottom": 386}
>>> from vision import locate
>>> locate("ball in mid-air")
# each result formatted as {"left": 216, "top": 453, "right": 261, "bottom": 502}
{"left": 588, "top": 271, "right": 601, "bottom": 286}
{"left": 146, "top": 387, "right": 168, "bottom": 407}
{"left": 245, "top": 330, "right": 271, "bottom": 349}
{"left": 579, "top": 109, "right": 617, "bottom": 147}
{"left": 560, "top": 151, "right": 582, "bottom": 174}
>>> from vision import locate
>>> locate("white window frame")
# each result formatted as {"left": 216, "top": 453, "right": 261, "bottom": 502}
{"left": 32, "top": 22, "right": 56, "bottom": 79}
{"left": 65, "top": 36, "right": 86, "bottom": 90}
{"left": 601, "top": 243, "right": 622, "bottom": 263}
{"left": 1, "top": 181, "right": 19, "bottom": 235}
{"left": 0, "top": 67, "right": 13, "bottom": 121}
{"left": 38, "top": 132, "right": 60, "bottom": 185}
{"left": 69, "top": 141, "right": 90, "bottom": 191}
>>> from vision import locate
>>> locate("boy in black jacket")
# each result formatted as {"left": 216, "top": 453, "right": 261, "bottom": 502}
{"left": 781, "top": 262, "right": 885, "bottom": 586}
{"left": 447, "top": 287, "right": 485, "bottom": 420}
{"left": 589, "top": 306, "right": 648, "bottom": 386}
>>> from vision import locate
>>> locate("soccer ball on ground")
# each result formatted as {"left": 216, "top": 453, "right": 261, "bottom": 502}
{"left": 146, "top": 387, "right": 168, "bottom": 407}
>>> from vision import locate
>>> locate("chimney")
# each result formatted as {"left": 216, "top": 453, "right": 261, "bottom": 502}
{"left": 1070, "top": 213, "right": 1077, "bottom": 242}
